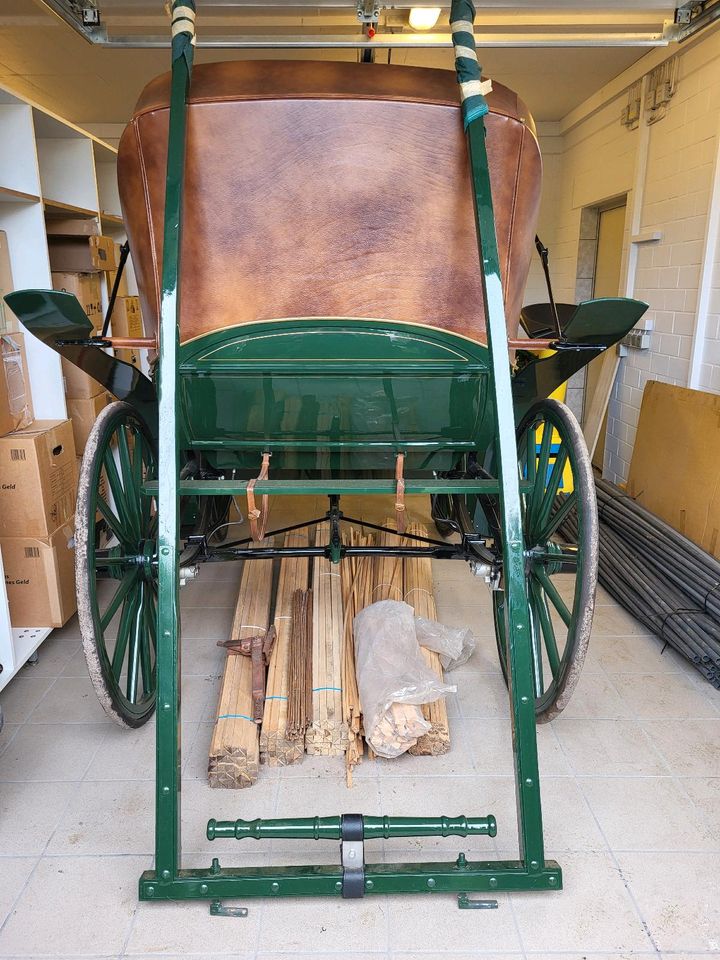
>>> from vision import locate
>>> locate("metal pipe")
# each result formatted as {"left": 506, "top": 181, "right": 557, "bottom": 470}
{"left": 207, "top": 814, "right": 497, "bottom": 841}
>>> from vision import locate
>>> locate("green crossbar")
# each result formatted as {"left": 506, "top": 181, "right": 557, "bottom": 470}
{"left": 143, "top": 478, "right": 532, "bottom": 496}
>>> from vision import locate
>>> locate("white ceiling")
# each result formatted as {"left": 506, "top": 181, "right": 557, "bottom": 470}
{"left": 0, "top": 1, "right": 680, "bottom": 127}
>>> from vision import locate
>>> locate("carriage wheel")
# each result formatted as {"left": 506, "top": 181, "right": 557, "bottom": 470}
{"left": 75, "top": 401, "right": 158, "bottom": 728}
{"left": 493, "top": 399, "right": 598, "bottom": 722}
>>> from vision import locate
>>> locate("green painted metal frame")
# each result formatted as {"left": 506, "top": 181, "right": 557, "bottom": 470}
{"left": 139, "top": 0, "right": 560, "bottom": 904}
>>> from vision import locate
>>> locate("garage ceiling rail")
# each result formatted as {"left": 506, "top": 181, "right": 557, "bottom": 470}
{"left": 36, "top": 1, "right": 720, "bottom": 48}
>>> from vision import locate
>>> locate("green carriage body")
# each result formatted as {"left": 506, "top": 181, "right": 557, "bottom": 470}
{"left": 5, "top": 0, "right": 649, "bottom": 912}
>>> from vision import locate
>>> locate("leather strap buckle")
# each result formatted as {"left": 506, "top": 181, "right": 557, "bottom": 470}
{"left": 246, "top": 451, "right": 271, "bottom": 541}
{"left": 217, "top": 625, "right": 276, "bottom": 723}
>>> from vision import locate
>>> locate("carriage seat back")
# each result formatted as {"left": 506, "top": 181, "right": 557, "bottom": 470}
{"left": 118, "top": 61, "right": 542, "bottom": 345}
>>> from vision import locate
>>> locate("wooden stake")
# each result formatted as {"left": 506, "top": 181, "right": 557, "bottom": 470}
{"left": 208, "top": 543, "right": 274, "bottom": 788}
{"left": 403, "top": 522, "right": 451, "bottom": 756}
{"left": 306, "top": 522, "right": 348, "bottom": 756}
{"left": 260, "top": 531, "right": 309, "bottom": 766}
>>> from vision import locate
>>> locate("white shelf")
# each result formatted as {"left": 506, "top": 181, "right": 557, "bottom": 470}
{"left": 0, "top": 81, "right": 124, "bottom": 690}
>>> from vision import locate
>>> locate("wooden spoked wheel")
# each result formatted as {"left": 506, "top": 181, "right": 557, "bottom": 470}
{"left": 75, "top": 401, "right": 158, "bottom": 728}
{"left": 493, "top": 399, "right": 598, "bottom": 722}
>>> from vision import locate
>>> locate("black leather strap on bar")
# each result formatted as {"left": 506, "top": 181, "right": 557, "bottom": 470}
{"left": 340, "top": 814, "right": 365, "bottom": 899}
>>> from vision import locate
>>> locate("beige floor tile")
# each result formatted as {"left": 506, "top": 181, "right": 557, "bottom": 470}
{"left": 0, "top": 675, "right": 54, "bottom": 723}
{"left": 580, "top": 776, "right": 719, "bottom": 851}
{"left": 591, "top": 605, "right": 654, "bottom": 637}
{"left": 181, "top": 606, "right": 236, "bottom": 641}
{"left": 434, "top": 600, "right": 497, "bottom": 639}
{"left": 555, "top": 668, "right": 633, "bottom": 720}
{"left": 640, "top": 718, "right": 720, "bottom": 776}
{"left": 452, "top": 632, "right": 503, "bottom": 673}
{"left": 182, "top": 721, "right": 215, "bottom": 780}
{"left": 617, "top": 851, "right": 720, "bottom": 951}
{"left": 258, "top": 896, "right": 389, "bottom": 954}
{"left": 538, "top": 777, "right": 609, "bottom": 854}
{"left": 387, "top": 889, "right": 520, "bottom": 953}
{"left": 259, "top": 954, "right": 385, "bottom": 960}
{"left": 128, "top": 889, "right": 260, "bottom": 956}
{"left": 553, "top": 719, "right": 670, "bottom": 776}
{"left": 0, "top": 855, "right": 147, "bottom": 956}
{"left": 591, "top": 633, "right": 682, "bottom": 674}
{"left": 0, "top": 722, "right": 109, "bottom": 781}
{"left": 610, "top": 671, "right": 718, "bottom": 719}
{"left": 59, "top": 643, "right": 94, "bottom": 677}
{"left": 0, "top": 857, "right": 37, "bottom": 925}
{"left": 389, "top": 955, "right": 522, "bottom": 960}
{"left": 432, "top": 556, "right": 476, "bottom": 583}
{"left": 456, "top": 670, "right": 511, "bottom": 718}
{"left": 182, "top": 638, "right": 226, "bottom": 679}
{"left": 681, "top": 776, "right": 720, "bottom": 828}
{"left": 0, "top": 720, "right": 19, "bottom": 756}
{"left": 17, "top": 638, "right": 80, "bottom": 678}
{"left": 46, "top": 779, "right": 155, "bottom": 855}
{"left": 0, "top": 781, "right": 79, "bottom": 855}
{"left": 180, "top": 674, "right": 220, "bottom": 723}
{"left": 466, "top": 719, "right": 571, "bottom": 777}
{"left": 27, "top": 677, "right": 110, "bottom": 724}
{"left": 181, "top": 578, "right": 245, "bottom": 608}
{"left": 511, "top": 851, "right": 652, "bottom": 952}
{"left": 180, "top": 775, "right": 280, "bottom": 856}
{"left": 85, "top": 720, "right": 198, "bottom": 781}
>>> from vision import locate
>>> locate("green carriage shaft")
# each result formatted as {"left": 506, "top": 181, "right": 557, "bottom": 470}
{"left": 6, "top": 0, "right": 648, "bottom": 908}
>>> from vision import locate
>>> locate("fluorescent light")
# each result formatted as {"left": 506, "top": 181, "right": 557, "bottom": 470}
{"left": 408, "top": 7, "right": 441, "bottom": 31}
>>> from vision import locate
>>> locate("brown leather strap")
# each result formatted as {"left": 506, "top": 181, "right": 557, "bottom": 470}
{"left": 246, "top": 452, "right": 271, "bottom": 541}
{"left": 217, "top": 624, "right": 277, "bottom": 723}
{"left": 395, "top": 452, "right": 406, "bottom": 535}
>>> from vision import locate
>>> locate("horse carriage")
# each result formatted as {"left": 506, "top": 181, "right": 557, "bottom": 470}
{"left": 6, "top": 0, "right": 647, "bottom": 907}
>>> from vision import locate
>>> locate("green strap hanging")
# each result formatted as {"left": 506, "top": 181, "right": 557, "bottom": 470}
{"left": 449, "top": 0, "right": 490, "bottom": 129}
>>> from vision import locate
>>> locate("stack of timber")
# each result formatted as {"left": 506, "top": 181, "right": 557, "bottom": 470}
{"left": 366, "top": 519, "right": 427, "bottom": 757}
{"left": 208, "top": 541, "right": 274, "bottom": 788}
{"left": 287, "top": 587, "right": 313, "bottom": 739}
{"left": 404, "top": 522, "right": 450, "bottom": 756}
{"left": 340, "top": 526, "right": 375, "bottom": 784}
{"left": 260, "top": 531, "right": 310, "bottom": 765}
{"left": 306, "top": 522, "right": 349, "bottom": 755}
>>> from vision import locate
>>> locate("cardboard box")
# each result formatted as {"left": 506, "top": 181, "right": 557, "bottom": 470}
{"left": 110, "top": 296, "right": 142, "bottom": 339}
{"left": 0, "top": 231, "right": 20, "bottom": 334}
{"left": 627, "top": 381, "right": 720, "bottom": 559}
{"left": 67, "top": 392, "right": 110, "bottom": 455}
{"left": 0, "top": 332, "right": 33, "bottom": 436}
{"left": 106, "top": 243, "right": 129, "bottom": 298}
{"left": 61, "top": 357, "right": 105, "bottom": 400}
{"left": 1, "top": 520, "right": 76, "bottom": 627}
{"left": 45, "top": 217, "right": 99, "bottom": 238}
{"left": 0, "top": 420, "right": 77, "bottom": 538}
{"left": 52, "top": 272, "right": 103, "bottom": 332}
{"left": 48, "top": 234, "right": 116, "bottom": 273}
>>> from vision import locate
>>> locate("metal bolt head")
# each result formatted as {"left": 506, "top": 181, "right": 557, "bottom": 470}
{"left": 489, "top": 877, "right": 498, "bottom": 889}
{"left": 365, "top": 880, "right": 374, "bottom": 890}
{"left": 427, "top": 878, "right": 436, "bottom": 888}
{"left": 161, "top": 869, "right": 171, "bottom": 880}
{"left": 271, "top": 882, "right": 280, "bottom": 893}
{"left": 335, "top": 881, "right": 342, "bottom": 891}
{"left": 200, "top": 884, "right": 208, "bottom": 894}
{"left": 146, "top": 885, "right": 155, "bottom": 896}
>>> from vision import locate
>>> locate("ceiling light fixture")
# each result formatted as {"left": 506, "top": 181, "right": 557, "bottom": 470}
{"left": 408, "top": 7, "right": 442, "bottom": 31}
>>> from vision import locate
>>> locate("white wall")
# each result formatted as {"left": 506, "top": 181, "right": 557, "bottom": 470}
{"left": 526, "top": 27, "right": 720, "bottom": 484}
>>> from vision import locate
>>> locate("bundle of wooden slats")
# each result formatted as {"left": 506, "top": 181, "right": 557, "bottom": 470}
{"left": 306, "top": 522, "right": 349, "bottom": 756}
{"left": 340, "top": 526, "right": 375, "bottom": 785}
{"left": 287, "top": 587, "right": 313, "bottom": 740}
{"left": 365, "top": 519, "right": 427, "bottom": 757}
{"left": 404, "top": 521, "right": 451, "bottom": 756}
{"left": 260, "top": 531, "right": 309, "bottom": 766}
{"left": 208, "top": 542, "right": 273, "bottom": 788}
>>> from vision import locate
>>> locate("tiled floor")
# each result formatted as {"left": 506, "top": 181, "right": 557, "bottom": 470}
{"left": 1, "top": 497, "right": 719, "bottom": 959}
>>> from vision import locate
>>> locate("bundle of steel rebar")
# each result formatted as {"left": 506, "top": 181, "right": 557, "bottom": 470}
{"left": 561, "top": 479, "right": 720, "bottom": 687}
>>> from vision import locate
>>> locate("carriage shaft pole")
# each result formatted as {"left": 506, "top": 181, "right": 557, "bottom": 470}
{"left": 207, "top": 815, "right": 497, "bottom": 841}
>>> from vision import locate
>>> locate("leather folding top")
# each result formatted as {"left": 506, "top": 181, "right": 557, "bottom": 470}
{"left": 118, "top": 60, "right": 542, "bottom": 345}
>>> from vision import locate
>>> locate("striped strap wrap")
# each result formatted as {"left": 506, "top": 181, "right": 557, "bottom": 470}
{"left": 450, "top": 0, "right": 491, "bottom": 129}
{"left": 170, "top": 0, "right": 196, "bottom": 61}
